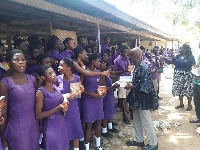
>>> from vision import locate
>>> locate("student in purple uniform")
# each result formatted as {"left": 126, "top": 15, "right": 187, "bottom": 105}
{"left": 114, "top": 45, "right": 131, "bottom": 124}
{"left": 0, "top": 49, "right": 40, "bottom": 150}
{"left": 112, "top": 43, "right": 121, "bottom": 65}
{"left": 26, "top": 44, "right": 41, "bottom": 76}
{"left": 102, "top": 49, "right": 113, "bottom": 66}
{"left": 0, "top": 42, "right": 6, "bottom": 80}
{"left": 47, "top": 36, "right": 65, "bottom": 75}
{"left": 57, "top": 58, "right": 84, "bottom": 150}
{"left": 140, "top": 46, "right": 146, "bottom": 61}
{"left": 71, "top": 48, "right": 89, "bottom": 75}
{"left": 35, "top": 65, "right": 69, "bottom": 150}
{"left": 81, "top": 53, "right": 104, "bottom": 150}
{"left": 152, "top": 46, "right": 164, "bottom": 100}
{"left": 86, "top": 37, "right": 97, "bottom": 54}
{"left": 101, "top": 36, "right": 111, "bottom": 53}
{"left": 76, "top": 36, "right": 88, "bottom": 49}
{"left": 37, "top": 53, "right": 51, "bottom": 66}
{"left": 62, "top": 37, "right": 75, "bottom": 58}
{"left": 145, "top": 51, "right": 158, "bottom": 92}
{"left": 14, "top": 38, "right": 39, "bottom": 67}
{"left": 101, "top": 61, "right": 119, "bottom": 138}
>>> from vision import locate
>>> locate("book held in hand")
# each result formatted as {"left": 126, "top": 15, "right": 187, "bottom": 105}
{"left": 0, "top": 96, "right": 6, "bottom": 116}
{"left": 70, "top": 82, "right": 82, "bottom": 98}
{"left": 97, "top": 86, "right": 107, "bottom": 97}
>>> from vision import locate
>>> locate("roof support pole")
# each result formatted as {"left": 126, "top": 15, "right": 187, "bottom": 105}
{"left": 178, "top": 41, "right": 180, "bottom": 49}
{"left": 138, "top": 35, "right": 140, "bottom": 47}
{"left": 49, "top": 19, "right": 53, "bottom": 36}
{"left": 172, "top": 41, "right": 174, "bottom": 49}
{"left": 155, "top": 40, "right": 157, "bottom": 46}
{"left": 165, "top": 41, "right": 167, "bottom": 49}
{"left": 135, "top": 39, "right": 137, "bottom": 48}
{"left": 95, "top": 23, "right": 101, "bottom": 53}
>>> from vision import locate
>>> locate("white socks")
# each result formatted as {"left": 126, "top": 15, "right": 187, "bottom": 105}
{"left": 108, "top": 123, "right": 112, "bottom": 129}
{"left": 102, "top": 127, "right": 107, "bottom": 133}
{"left": 85, "top": 143, "right": 89, "bottom": 150}
{"left": 96, "top": 137, "right": 100, "bottom": 147}
{"left": 74, "top": 148, "right": 79, "bottom": 150}
{"left": 79, "top": 138, "right": 84, "bottom": 141}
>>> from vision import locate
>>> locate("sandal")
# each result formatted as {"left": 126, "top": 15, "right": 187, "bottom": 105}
{"left": 186, "top": 106, "right": 192, "bottom": 111}
{"left": 123, "top": 116, "right": 131, "bottom": 124}
{"left": 175, "top": 104, "right": 184, "bottom": 109}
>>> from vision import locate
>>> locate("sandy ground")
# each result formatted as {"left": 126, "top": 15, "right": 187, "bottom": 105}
{"left": 99, "top": 66, "right": 200, "bottom": 150}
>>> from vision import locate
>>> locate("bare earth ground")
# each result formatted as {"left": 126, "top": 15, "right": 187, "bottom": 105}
{"left": 93, "top": 66, "right": 200, "bottom": 150}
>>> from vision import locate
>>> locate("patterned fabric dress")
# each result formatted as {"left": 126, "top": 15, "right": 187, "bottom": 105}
{"left": 127, "top": 62, "right": 159, "bottom": 110}
{"left": 172, "top": 54, "right": 196, "bottom": 97}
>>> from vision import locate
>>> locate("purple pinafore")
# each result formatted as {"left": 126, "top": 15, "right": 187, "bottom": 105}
{"left": 38, "top": 85, "right": 69, "bottom": 150}
{"left": 1, "top": 75, "right": 40, "bottom": 150}
{"left": 81, "top": 75, "right": 104, "bottom": 122}
{"left": 103, "top": 76, "right": 116, "bottom": 120}
{"left": 57, "top": 75, "right": 84, "bottom": 141}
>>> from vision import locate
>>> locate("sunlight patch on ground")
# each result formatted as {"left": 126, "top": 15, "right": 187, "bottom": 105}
{"left": 168, "top": 113, "right": 184, "bottom": 120}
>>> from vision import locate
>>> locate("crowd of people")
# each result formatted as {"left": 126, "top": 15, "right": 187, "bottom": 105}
{"left": 0, "top": 33, "right": 199, "bottom": 150}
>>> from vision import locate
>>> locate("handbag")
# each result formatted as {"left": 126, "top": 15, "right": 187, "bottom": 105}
{"left": 157, "top": 66, "right": 163, "bottom": 73}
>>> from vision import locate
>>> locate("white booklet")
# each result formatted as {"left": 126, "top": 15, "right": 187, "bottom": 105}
{"left": 0, "top": 96, "right": 5, "bottom": 101}
{"left": 191, "top": 67, "right": 200, "bottom": 76}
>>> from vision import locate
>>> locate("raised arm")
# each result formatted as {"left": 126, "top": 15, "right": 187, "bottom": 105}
{"left": 162, "top": 57, "right": 174, "bottom": 64}
{"left": 73, "top": 62, "right": 109, "bottom": 76}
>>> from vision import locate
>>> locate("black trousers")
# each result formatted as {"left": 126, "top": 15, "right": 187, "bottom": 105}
{"left": 194, "top": 84, "right": 200, "bottom": 119}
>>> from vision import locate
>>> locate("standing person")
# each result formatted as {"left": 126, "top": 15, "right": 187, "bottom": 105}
{"left": 145, "top": 51, "right": 158, "bottom": 95}
{"left": 101, "top": 36, "right": 111, "bottom": 53}
{"left": 101, "top": 61, "right": 119, "bottom": 138}
{"left": 163, "top": 44, "right": 195, "bottom": 111}
{"left": 47, "top": 36, "right": 65, "bottom": 75}
{"left": 152, "top": 46, "right": 164, "bottom": 100}
{"left": 35, "top": 65, "right": 69, "bottom": 150}
{"left": 76, "top": 36, "right": 88, "bottom": 49}
{"left": 57, "top": 58, "right": 84, "bottom": 150}
{"left": 81, "top": 53, "right": 104, "bottom": 150}
{"left": 0, "top": 49, "right": 40, "bottom": 150}
{"left": 126, "top": 48, "right": 158, "bottom": 150}
{"left": 140, "top": 46, "right": 146, "bottom": 61}
{"left": 190, "top": 47, "right": 200, "bottom": 124}
{"left": 114, "top": 45, "right": 131, "bottom": 124}
{"left": 62, "top": 37, "right": 75, "bottom": 58}
{"left": 0, "top": 42, "right": 8, "bottom": 80}
{"left": 26, "top": 44, "right": 41, "bottom": 76}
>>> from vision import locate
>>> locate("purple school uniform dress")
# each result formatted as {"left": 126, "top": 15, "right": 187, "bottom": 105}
{"left": 57, "top": 75, "right": 84, "bottom": 141}
{"left": 145, "top": 58, "right": 158, "bottom": 80}
{"left": 82, "top": 75, "right": 104, "bottom": 122}
{"left": 101, "top": 44, "right": 110, "bottom": 53}
{"left": 50, "top": 50, "right": 64, "bottom": 75}
{"left": 61, "top": 49, "right": 74, "bottom": 58}
{"left": 103, "top": 76, "right": 116, "bottom": 120}
{"left": 39, "top": 86, "right": 69, "bottom": 150}
{"left": 0, "top": 68, "right": 6, "bottom": 80}
{"left": 26, "top": 65, "right": 39, "bottom": 76}
{"left": 114, "top": 55, "right": 130, "bottom": 76}
{"left": 76, "top": 45, "right": 84, "bottom": 49}
{"left": 1, "top": 75, "right": 40, "bottom": 150}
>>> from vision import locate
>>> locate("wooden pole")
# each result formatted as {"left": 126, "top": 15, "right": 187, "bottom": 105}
{"left": 95, "top": 23, "right": 101, "bottom": 53}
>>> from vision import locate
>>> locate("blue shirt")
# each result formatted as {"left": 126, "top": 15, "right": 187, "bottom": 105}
{"left": 172, "top": 54, "right": 195, "bottom": 72}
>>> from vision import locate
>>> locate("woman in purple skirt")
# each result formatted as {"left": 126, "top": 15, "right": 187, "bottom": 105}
{"left": 57, "top": 58, "right": 84, "bottom": 150}
{"left": 101, "top": 61, "right": 119, "bottom": 138}
{"left": 81, "top": 53, "right": 104, "bottom": 150}
{"left": 0, "top": 49, "right": 40, "bottom": 150}
{"left": 35, "top": 65, "right": 69, "bottom": 150}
